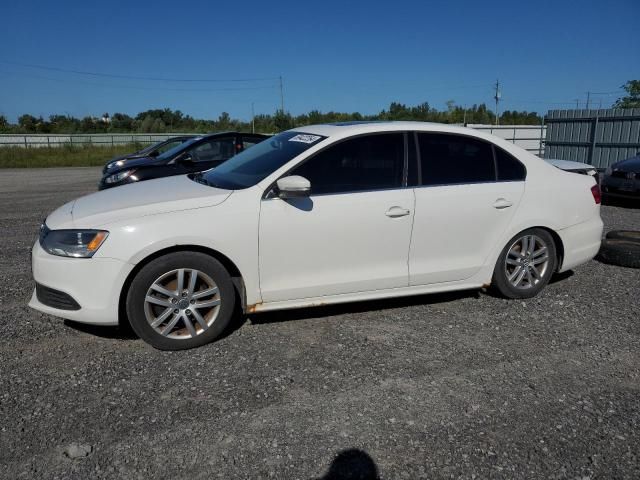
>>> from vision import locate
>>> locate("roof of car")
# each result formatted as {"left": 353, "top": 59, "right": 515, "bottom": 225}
{"left": 290, "top": 121, "right": 484, "bottom": 138}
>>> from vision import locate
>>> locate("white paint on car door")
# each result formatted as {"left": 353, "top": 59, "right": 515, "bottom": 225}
{"left": 409, "top": 182, "right": 524, "bottom": 285}
{"left": 259, "top": 189, "right": 414, "bottom": 302}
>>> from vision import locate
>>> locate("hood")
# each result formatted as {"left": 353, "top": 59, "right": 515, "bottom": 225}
{"left": 613, "top": 155, "right": 640, "bottom": 172}
{"left": 46, "top": 175, "right": 232, "bottom": 229}
{"left": 104, "top": 155, "right": 165, "bottom": 173}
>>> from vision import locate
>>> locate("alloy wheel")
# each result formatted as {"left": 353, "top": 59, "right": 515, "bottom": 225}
{"left": 143, "top": 268, "right": 221, "bottom": 339}
{"left": 504, "top": 234, "right": 550, "bottom": 290}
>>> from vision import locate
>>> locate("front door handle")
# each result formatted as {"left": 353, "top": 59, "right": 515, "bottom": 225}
{"left": 385, "top": 206, "right": 411, "bottom": 218}
{"left": 493, "top": 198, "right": 513, "bottom": 209}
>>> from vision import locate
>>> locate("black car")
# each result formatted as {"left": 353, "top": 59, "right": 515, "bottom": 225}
{"left": 601, "top": 153, "right": 640, "bottom": 200}
{"left": 99, "top": 132, "right": 269, "bottom": 190}
{"left": 103, "top": 135, "right": 196, "bottom": 174}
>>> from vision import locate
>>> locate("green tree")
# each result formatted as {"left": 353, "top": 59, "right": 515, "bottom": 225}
{"left": 138, "top": 115, "right": 155, "bottom": 133}
{"left": 151, "top": 118, "right": 166, "bottom": 132}
{"left": 614, "top": 80, "right": 640, "bottom": 108}
{"left": 0, "top": 115, "right": 9, "bottom": 132}
{"left": 18, "top": 114, "right": 38, "bottom": 132}
{"left": 273, "top": 110, "right": 293, "bottom": 131}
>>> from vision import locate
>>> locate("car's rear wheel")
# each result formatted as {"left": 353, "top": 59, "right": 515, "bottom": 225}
{"left": 126, "top": 252, "right": 235, "bottom": 350}
{"left": 491, "top": 229, "right": 557, "bottom": 299}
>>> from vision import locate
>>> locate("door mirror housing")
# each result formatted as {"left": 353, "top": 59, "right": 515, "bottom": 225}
{"left": 179, "top": 153, "right": 194, "bottom": 164}
{"left": 276, "top": 175, "right": 311, "bottom": 198}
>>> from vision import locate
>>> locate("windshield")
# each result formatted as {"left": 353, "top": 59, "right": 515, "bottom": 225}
{"left": 197, "top": 131, "right": 326, "bottom": 189}
{"left": 138, "top": 140, "right": 166, "bottom": 155}
{"left": 157, "top": 137, "right": 202, "bottom": 161}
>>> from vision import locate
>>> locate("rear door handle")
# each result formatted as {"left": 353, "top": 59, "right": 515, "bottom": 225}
{"left": 493, "top": 198, "right": 513, "bottom": 209}
{"left": 385, "top": 206, "right": 411, "bottom": 218}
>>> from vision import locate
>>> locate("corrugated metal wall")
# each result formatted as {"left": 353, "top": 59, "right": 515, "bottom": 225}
{"left": 544, "top": 108, "right": 640, "bottom": 168}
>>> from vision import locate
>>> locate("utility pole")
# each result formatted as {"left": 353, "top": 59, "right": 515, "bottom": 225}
{"left": 574, "top": 99, "right": 580, "bottom": 109}
{"left": 251, "top": 102, "right": 255, "bottom": 133}
{"left": 279, "top": 76, "right": 285, "bottom": 113}
{"left": 586, "top": 91, "right": 591, "bottom": 110}
{"left": 494, "top": 79, "right": 501, "bottom": 126}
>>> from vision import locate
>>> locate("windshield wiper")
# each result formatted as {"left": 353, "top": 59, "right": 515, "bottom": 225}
{"left": 190, "top": 172, "right": 210, "bottom": 186}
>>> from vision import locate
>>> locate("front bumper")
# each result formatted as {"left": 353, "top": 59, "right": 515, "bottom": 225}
{"left": 557, "top": 216, "right": 604, "bottom": 272}
{"left": 28, "top": 241, "right": 134, "bottom": 325}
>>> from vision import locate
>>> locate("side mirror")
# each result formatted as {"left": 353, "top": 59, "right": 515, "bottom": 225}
{"left": 180, "top": 153, "right": 194, "bottom": 164}
{"left": 149, "top": 150, "right": 160, "bottom": 158}
{"left": 276, "top": 175, "right": 311, "bottom": 199}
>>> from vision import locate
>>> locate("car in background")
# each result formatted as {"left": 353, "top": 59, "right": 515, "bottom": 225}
{"left": 600, "top": 153, "right": 640, "bottom": 200}
{"left": 546, "top": 158, "right": 599, "bottom": 183}
{"left": 31, "top": 121, "right": 603, "bottom": 350}
{"left": 99, "top": 132, "right": 269, "bottom": 190}
{"left": 103, "top": 136, "right": 196, "bottom": 173}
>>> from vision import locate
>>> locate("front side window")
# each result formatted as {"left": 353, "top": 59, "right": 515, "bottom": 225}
{"left": 417, "top": 133, "right": 495, "bottom": 186}
{"left": 290, "top": 133, "right": 404, "bottom": 195}
{"left": 190, "top": 138, "right": 235, "bottom": 163}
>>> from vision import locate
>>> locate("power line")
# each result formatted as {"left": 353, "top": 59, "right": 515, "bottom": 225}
{"left": 0, "top": 59, "right": 279, "bottom": 83}
{"left": 0, "top": 69, "right": 279, "bottom": 92}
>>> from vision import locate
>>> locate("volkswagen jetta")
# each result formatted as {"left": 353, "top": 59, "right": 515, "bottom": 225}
{"left": 30, "top": 122, "right": 603, "bottom": 350}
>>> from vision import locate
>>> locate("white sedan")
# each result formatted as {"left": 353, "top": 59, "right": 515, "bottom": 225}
{"left": 30, "top": 122, "right": 604, "bottom": 350}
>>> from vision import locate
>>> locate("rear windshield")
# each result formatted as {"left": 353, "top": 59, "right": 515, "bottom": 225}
{"left": 195, "top": 131, "right": 326, "bottom": 189}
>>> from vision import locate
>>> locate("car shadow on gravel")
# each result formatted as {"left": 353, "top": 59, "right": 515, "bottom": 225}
{"left": 603, "top": 196, "right": 640, "bottom": 209}
{"left": 63, "top": 319, "right": 138, "bottom": 340}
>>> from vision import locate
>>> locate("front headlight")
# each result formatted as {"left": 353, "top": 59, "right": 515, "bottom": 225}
{"left": 105, "top": 169, "right": 136, "bottom": 184}
{"left": 106, "top": 160, "right": 126, "bottom": 171}
{"left": 39, "top": 224, "right": 109, "bottom": 258}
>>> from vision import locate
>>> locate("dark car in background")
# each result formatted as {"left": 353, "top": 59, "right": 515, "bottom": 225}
{"left": 601, "top": 153, "right": 640, "bottom": 200}
{"left": 99, "top": 132, "right": 268, "bottom": 190}
{"left": 103, "top": 135, "right": 196, "bottom": 173}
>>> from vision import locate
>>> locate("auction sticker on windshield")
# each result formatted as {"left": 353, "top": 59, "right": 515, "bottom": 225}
{"left": 288, "top": 134, "right": 322, "bottom": 144}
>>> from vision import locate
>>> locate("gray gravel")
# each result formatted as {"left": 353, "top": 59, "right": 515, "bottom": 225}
{"left": 1, "top": 168, "right": 639, "bottom": 479}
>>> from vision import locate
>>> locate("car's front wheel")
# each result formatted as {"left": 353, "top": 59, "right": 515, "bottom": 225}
{"left": 126, "top": 252, "right": 236, "bottom": 350}
{"left": 491, "top": 228, "right": 557, "bottom": 299}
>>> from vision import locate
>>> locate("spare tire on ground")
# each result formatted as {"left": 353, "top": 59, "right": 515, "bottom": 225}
{"left": 596, "top": 238, "right": 640, "bottom": 269}
{"left": 605, "top": 230, "right": 640, "bottom": 242}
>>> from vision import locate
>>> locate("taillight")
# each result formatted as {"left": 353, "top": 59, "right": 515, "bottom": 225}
{"left": 591, "top": 184, "right": 601, "bottom": 204}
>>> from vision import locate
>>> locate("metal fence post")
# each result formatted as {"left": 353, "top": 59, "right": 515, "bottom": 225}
{"left": 539, "top": 117, "right": 544, "bottom": 157}
{"left": 24, "top": 136, "right": 27, "bottom": 148}
{"left": 588, "top": 115, "right": 599, "bottom": 165}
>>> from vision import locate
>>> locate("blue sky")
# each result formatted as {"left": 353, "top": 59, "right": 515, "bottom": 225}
{"left": 0, "top": 0, "right": 638, "bottom": 122}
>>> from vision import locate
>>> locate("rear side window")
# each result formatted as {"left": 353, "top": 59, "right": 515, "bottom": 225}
{"left": 417, "top": 133, "right": 495, "bottom": 185}
{"left": 495, "top": 147, "right": 526, "bottom": 181}
{"left": 291, "top": 133, "right": 404, "bottom": 195}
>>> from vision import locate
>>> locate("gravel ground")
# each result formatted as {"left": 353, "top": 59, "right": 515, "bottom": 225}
{"left": 1, "top": 168, "right": 639, "bottom": 479}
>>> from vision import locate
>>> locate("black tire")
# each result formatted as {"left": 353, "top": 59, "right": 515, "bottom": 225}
{"left": 126, "top": 252, "right": 236, "bottom": 350}
{"left": 605, "top": 230, "right": 640, "bottom": 243}
{"left": 491, "top": 228, "right": 557, "bottom": 299}
{"left": 596, "top": 239, "right": 640, "bottom": 269}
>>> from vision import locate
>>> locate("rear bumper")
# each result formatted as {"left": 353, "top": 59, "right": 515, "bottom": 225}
{"left": 28, "top": 241, "right": 133, "bottom": 325}
{"left": 557, "top": 216, "right": 603, "bottom": 272}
